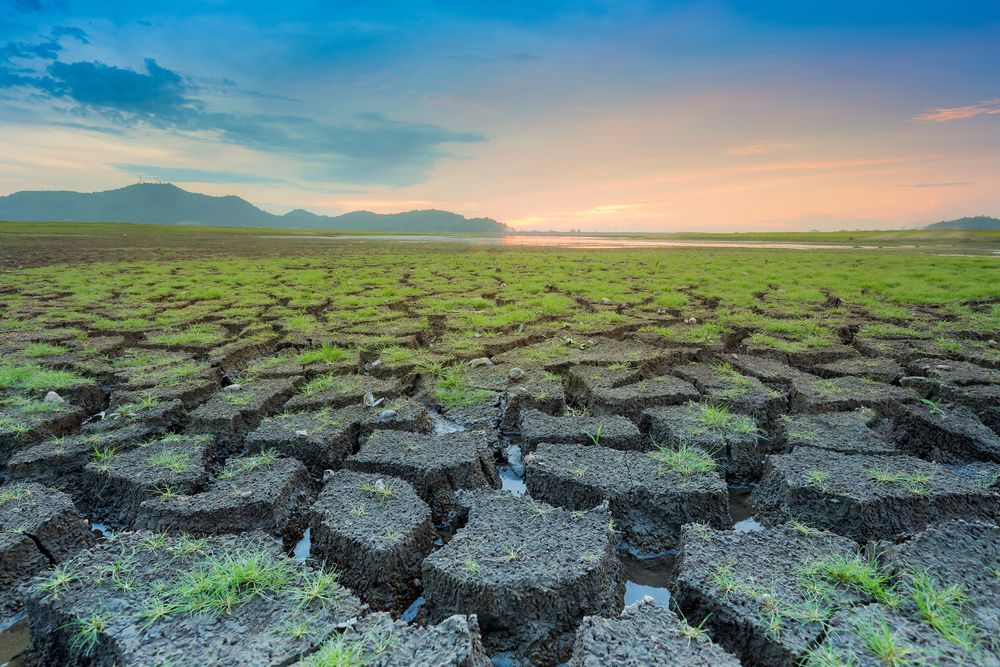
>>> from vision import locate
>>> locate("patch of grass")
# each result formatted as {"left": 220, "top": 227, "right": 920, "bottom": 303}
{"left": 805, "top": 469, "right": 830, "bottom": 487}
{"left": 907, "top": 569, "right": 977, "bottom": 648}
{"left": 866, "top": 468, "right": 932, "bottom": 495}
{"left": 360, "top": 480, "right": 397, "bottom": 499}
{"left": 688, "top": 403, "right": 757, "bottom": 437}
{"left": 433, "top": 367, "right": 492, "bottom": 408}
{"left": 297, "top": 344, "right": 350, "bottom": 365}
{"left": 648, "top": 443, "right": 718, "bottom": 475}
{"left": 802, "top": 553, "right": 897, "bottom": 606}
{"left": 856, "top": 618, "right": 919, "bottom": 667}
{"left": 147, "top": 449, "right": 193, "bottom": 474}
{"left": 23, "top": 342, "right": 69, "bottom": 358}
{"left": 0, "top": 483, "right": 32, "bottom": 506}
{"left": 69, "top": 611, "right": 109, "bottom": 657}
{"left": 0, "top": 363, "right": 92, "bottom": 391}
{"left": 35, "top": 563, "right": 77, "bottom": 599}
{"left": 463, "top": 558, "right": 480, "bottom": 574}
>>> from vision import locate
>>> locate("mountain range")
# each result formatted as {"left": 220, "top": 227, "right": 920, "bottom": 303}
{"left": 924, "top": 215, "right": 1000, "bottom": 231}
{"left": 0, "top": 183, "right": 510, "bottom": 233}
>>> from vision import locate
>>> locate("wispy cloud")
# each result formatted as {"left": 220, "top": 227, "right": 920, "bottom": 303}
{"left": 728, "top": 140, "right": 801, "bottom": 156}
{"left": 913, "top": 99, "right": 1000, "bottom": 123}
{"left": 1, "top": 54, "right": 485, "bottom": 186}
{"left": 898, "top": 181, "right": 973, "bottom": 188}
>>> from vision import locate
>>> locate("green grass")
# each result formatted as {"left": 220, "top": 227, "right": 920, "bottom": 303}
{"left": 0, "top": 363, "right": 92, "bottom": 391}
{"left": 147, "top": 449, "right": 193, "bottom": 474}
{"left": 648, "top": 443, "right": 718, "bottom": 475}
{"left": 298, "top": 344, "right": 351, "bottom": 365}
{"left": 907, "top": 570, "right": 977, "bottom": 648}
{"left": 688, "top": 403, "right": 758, "bottom": 437}
{"left": 0, "top": 484, "right": 32, "bottom": 506}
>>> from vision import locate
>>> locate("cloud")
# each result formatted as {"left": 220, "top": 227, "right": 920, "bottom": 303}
{"left": 3, "top": 56, "right": 485, "bottom": 186}
{"left": 112, "top": 163, "right": 284, "bottom": 184}
{"left": 10, "top": 0, "right": 67, "bottom": 12}
{"left": 1, "top": 25, "right": 89, "bottom": 62}
{"left": 728, "top": 140, "right": 801, "bottom": 156}
{"left": 898, "top": 181, "right": 973, "bottom": 188}
{"left": 913, "top": 99, "right": 1000, "bottom": 123}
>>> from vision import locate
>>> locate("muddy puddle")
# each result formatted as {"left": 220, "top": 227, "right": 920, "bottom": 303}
{"left": 0, "top": 614, "right": 29, "bottom": 666}
{"left": 621, "top": 550, "right": 674, "bottom": 608}
{"left": 728, "top": 484, "right": 764, "bottom": 533}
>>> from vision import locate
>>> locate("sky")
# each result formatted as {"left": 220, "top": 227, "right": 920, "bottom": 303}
{"left": 1, "top": 1, "right": 999, "bottom": 232}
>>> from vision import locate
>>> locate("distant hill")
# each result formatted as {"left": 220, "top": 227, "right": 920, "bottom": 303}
{"left": 924, "top": 216, "right": 1000, "bottom": 230}
{"left": 0, "top": 183, "right": 509, "bottom": 233}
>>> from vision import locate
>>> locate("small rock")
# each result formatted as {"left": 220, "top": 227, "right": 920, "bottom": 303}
{"left": 684, "top": 317, "right": 698, "bottom": 324}
{"left": 469, "top": 357, "right": 493, "bottom": 368}
{"left": 323, "top": 469, "right": 336, "bottom": 483}
{"left": 508, "top": 367, "right": 525, "bottom": 381}
{"left": 600, "top": 297, "right": 611, "bottom": 304}
{"left": 224, "top": 384, "right": 242, "bottom": 392}
{"left": 238, "top": 490, "right": 252, "bottom": 499}
{"left": 44, "top": 391, "right": 65, "bottom": 404}
{"left": 377, "top": 409, "right": 397, "bottom": 422}
{"left": 364, "top": 392, "right": 384, "bottom": 408}
{"left": 294, "top": 429, "right": 309, "bottom": 437}
{"left": 516, "top": 323, "right": 525, "bottom": 333}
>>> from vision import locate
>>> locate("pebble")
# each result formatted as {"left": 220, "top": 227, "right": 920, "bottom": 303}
{"left": 224, "top": 384, "right": 242, "bottom": 392}
{"left": 377, "top": 409, "right": 397, "bottom": 421}
{"left": 294, "top": 429, "right": 308, "bottom": 437}
{"left": 508, "top": 367, "right": 525, "bottom": 381}
{"left": 44, "top": 391, "right": 64, "bottom": 404}
{"left": 469, "top": 357, "right": 493, "bottom": 368}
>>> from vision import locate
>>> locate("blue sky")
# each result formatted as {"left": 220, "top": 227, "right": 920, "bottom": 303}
{"left": 1, "top": 0, "right": 998, "bottom": 230}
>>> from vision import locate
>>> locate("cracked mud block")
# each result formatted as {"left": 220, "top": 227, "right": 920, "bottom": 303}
{"left": 0, "top": 482, "right": 93, "bottom": 623}
{"left": 297, "top": 612, "right": 491, "bottom": 667}
{"left": 920, "top": 382, "right": 1000, "bottom": 437}
{"left": 83, "top": 398, "right": 186, "bottom": 437}
{"left": 23, "top": 531, "right": 362, "bottom": 667}
{"left": 111, "top": 376, "right": 218, "bottom": 411}
{"left": 671, "top": 523, "right": 866, "bottom": 666}
{"left": 565, "top": 364, "right": 644, "bottom": 404}
{"left": 854, "top": 337, "right": 952, "bottom": 363}
{"left": 891, "top": 402, "right": 1000, "bottom": 463}
{"left": 673, "top": 361, "right": 787, "bottom": 429}
{"left": 569, "top": 597, "right": 740, "bottom": 667}
{"left": 753, "top": 447, "right": 1000, "bottom": 541}
{"left": 641, "top": 403, "right": 763, "bottom": 481}
{"left": 808, "top": 604, "right": 991, "bottom": 666}
{"left": 906, "top": 357, "right": 999, "bottom": 387}
{"left": 811, "top": 355, "right": 904, "bottom": 383}
{"left": 246, "top": 408, "right": 361, "bottom": 477}
{"left": 7, "top": 430, "right": 156, "bottom": 499}
{"left": 788, "top": 373, "right": 917, "bottom": 415}
{"left": 439, "top": 394, "right": 500, "bottom": 431}
{"left": 345, "top": 430, "right": 500, "bottom": 520}
{"left": 309, "top": 469, "right": 434, "bottom": 613}
{"left": 357, "top": 398, "right": 434, "bottom": 436}
{"left": 137, "top": 454, "right": 313, "bottom": 547}
{"left": 878, "top": 520, "right": 1000, "bottom": 647}
{"left": 495, "top": 336, "right": 680, "bottom": 375}
{"left": 188, "top": 377, "right": 303, "bottom": 457}
{"left": 518, "top": 408, "right": 641, "bottom": 453}
{"left": 422, "top": 490, "right": 623, "bottom": 663}
{"left": 0, "top": 395, "right": 84, "bottom": 463}
{"left": 499, "top": 371, "right": 565, "bottom": 431}
{"left": 284, "top": 374, "right": 400, "bottom": 412}
{"left": 579, "top": 374, "right": 700, "bottom": 423}
{"left": 744, "top": 343, "right": 857, "bottom": 368}
{"left": 207, "top": 334, "right": 279, "bottom": 374}
{"left": 780, "top": 409, "right": 900, "bottom": 456}
{"left": 726, "top": 354, "right": 807, "bottom": 390}
{"left": 525, "top": 443, "right": 729, "bottom": 553}
{"left": 82, "top": 434, "right": 215, "bottom": 528}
